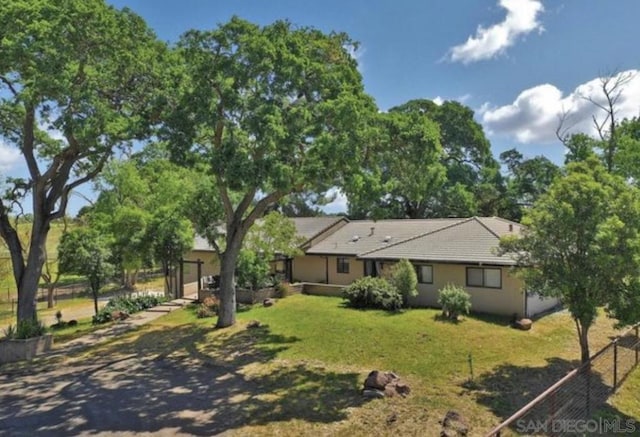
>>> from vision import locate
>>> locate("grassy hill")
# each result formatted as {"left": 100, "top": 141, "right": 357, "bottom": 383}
{"left": 0, "top": 218, "right": 75, "bottom": 302}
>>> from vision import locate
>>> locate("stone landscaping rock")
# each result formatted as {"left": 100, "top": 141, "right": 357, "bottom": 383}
{"left": 440, "top": 410, "right": 469, "bottom": 436}
{"left": 362, "top": 389, "right": 385, "bottom": 399}
{"left": 364, "top": 370, "right": 392, "bottom": 390}
{"left": 514, "top": 318, "right": 532, "bottom": 331}
{"left": 263, "top": 298, "right": 275, "bottom": 307}
{"left": 362, "top": 370, "right": 411, "bottom": 399}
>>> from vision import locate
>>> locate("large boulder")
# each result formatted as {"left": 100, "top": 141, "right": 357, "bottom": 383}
{"left": 364, "top": 371, "right": 393, "bottom": 390}
{"left": 362, "top": 371, "right": 411, "bottom": 398}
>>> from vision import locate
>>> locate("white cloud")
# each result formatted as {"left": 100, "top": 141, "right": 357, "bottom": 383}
{"left": 321, "top": 188, "right": 348, "bottom": 214}
{"left": 481, "top": 70, "right": 640, "bottom": 144}
{"left": 447, "top": 0, "right": 544, "bottom": 64}
{"left": 432, "top": 94, "right": 472, "bottom": 106}
{"left": 346, "top": 44, "right": 366, "bottom": 73}
{"left": 0, "top": 142, "right": 21, "bottom": 171}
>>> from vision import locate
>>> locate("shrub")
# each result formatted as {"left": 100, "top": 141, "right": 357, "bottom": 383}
{"left": 236, "top": 249, "right": 271, "bottom": 290}
{"left": 93, "top": 294, "right": 166, "bottom": 324}
{"left": 276, "top": 281, "right": 294, "bottom": 298}
{"left": 342, "top": 277, "right": 403, "bottom": 311}
{"left": 196, "top": 304, "right": 216, "bottom": 318}
{"left": 4, "top": 320, "right": 47, "bottom": 339}
{"left": 438, "top": 283, "right": 472, "bottom": 320}
{"left": 388, "top": 259, "right": 418, "bottom": 306}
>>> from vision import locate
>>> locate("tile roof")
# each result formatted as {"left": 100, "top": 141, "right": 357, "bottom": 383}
{"left": 289, "top": 217, "right": 347, "bottom": 244}
{"left": 305, "top": 218, "right": 466, "bottom": 255}
{"left": 192, "top": 216, "right": 346, "bottom": 252}
{"left": 358, "top": 217, "right": 520, "bottom": 265}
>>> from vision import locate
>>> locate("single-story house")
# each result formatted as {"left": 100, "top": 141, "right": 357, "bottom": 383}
{"left": 297, "top": 216, "right": 559, "bottom": 318}
{"left": 173, "top": 217, "right": 347, "bottom": 296}
{"left": 177, "top": 215, "right": 558, "bottom": 318}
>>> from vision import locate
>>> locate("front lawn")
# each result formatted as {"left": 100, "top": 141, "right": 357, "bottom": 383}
{"left": 78, "top": 294, "right": 636, "bottom": 435}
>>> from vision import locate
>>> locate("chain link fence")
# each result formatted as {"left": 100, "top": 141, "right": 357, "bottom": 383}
{"left": 487, "top": 323, "right": 640, "bottom": 436}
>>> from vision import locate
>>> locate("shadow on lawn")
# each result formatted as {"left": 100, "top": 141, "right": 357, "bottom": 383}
{"left": 464, "top": 357, "right": 638, "bottom": 433}
{"left": 0, "top": 324, "right": 366, "bottom": 436}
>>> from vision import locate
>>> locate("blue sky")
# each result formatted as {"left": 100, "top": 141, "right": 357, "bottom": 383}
{"left": 4, "top": 0, "right": 640, "bottom": 214}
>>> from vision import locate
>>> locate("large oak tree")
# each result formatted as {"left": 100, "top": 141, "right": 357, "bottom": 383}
{"left": 346, "top": 99, "right": 504, "bottom": 219}
{"left": 500, "top": 159, "right": 640, "bottom": 363}
{"left": 164, "top": 17, "right": 374, "bottom": 327}
{"left": 0, "top": 0, "right": 166, "bottom": 322}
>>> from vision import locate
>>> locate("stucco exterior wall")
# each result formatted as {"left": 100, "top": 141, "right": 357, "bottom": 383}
{"left": 405, "top": 263, "right": 524, "bottom": 317}
{"left": 182, "top": 251, "right": 220, "bottom": 283}
{"left": 292, "top": 255, "right": 327, "bottom": 283}
{"left": 327, "top": 256, "right": 364, "bottom": 286}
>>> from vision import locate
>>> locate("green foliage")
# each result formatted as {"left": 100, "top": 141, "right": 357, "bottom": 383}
{"left": 342, "top": 277, "right": 402, "bottom": 311}
{"left": 88, "top": 159, "right": 196, "bottom": 288}
{"left": 58, "top": 228, "right": 114, "bottom": 297}
{"left": 437, "top": 284, "right": 472, "bottom": 320}
{"left": 163, "top": 16, "right": 375, "bottom": 327}
{"left": 347, "top": 99, "right": 502, "bottom": 219}
{"left": 236, "top": 250, "right": 271, "bottom": 291}
{"left": 500, "top": 158, "right": 640, "bottom": 361}
{"left": 4, "top": 319, "right": 47, "bottom": 339}
{"left": 245, "top": 212, "right": 304, "bottom": 261}
{"left": 500, "top": 148, "right": 560, "bottom": 220}
{"left": 0, "top": 0, "right": 166, "bottom": 322}
{"left": 92, "top": 294, "right": 166, "bottom": 324}
{"left": 388, "top": 259, "right": 418, "bottom": 305}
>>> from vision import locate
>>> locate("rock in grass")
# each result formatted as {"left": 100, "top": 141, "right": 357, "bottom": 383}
{"left": 440, "top": 410, "right": 469, "bottom": 436}
{"left": 362, "top": 389, "right": 385, "bottom": 399}
{"left": 364, "top": 370, "right": 392, "bottom": 390}
{"left": 513, "top": 318, "right": 532, "bottom": 331}
{"left": 363, "top": 370, "right": 411, "bottom": 398}
{"left": 263, "top": 298, "right": 275, "bottom": 307}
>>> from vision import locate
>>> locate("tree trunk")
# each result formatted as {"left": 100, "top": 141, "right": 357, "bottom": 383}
{"left": 216, "top": 226, "right": 244, "bottom": 329}
{"left": 17, "top": 219, "right": 50, "bottom": 322}
{"left": 46, "top": 284, "right": 55, "bottom": 309}
{"left": 578, "top": 322, "right": 591, "bottom": 364}
{"left": 93, "top": 288, "right": 99, "bottom": 315}
{"left": 131, "top": 269, "right": 139, "bottom": 288}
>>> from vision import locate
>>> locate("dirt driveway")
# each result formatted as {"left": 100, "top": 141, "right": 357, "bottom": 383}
{"left": 0, "top": 353, "right": 255, "bottom": 436}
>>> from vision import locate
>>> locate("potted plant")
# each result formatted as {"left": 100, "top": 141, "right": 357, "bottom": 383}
{"left": 0, "top": 319, "right": 53, "bottom": 364}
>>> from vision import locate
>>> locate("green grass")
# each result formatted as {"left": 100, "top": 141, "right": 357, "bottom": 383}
{"left": 49, "top": 317, "right": 101, "bottom": 343}
{"left": 608, "top": 363, "right": 640, "bottom": 420}
{"left": 74, "top": 294, "right": 635, "bottom": 435}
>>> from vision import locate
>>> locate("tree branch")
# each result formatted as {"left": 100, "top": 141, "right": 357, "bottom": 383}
{"left": 243, "top": 190, "right": 285, "bottom": 234}
{"left": 0, "top": 76, "right": 18, "bottom": 97}
{"left": 50, "top": 152, "right": 111, "bottom": 220}
{"left": 22, "top": 106, "right": 41, "bottom": 179}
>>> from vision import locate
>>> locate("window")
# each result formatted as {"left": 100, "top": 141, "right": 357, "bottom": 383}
{"left": 337, "top": 257, "right": 350, "bottom": 274}
{"left": 415, "top": 264, "right": 433, "bottom": 284}
{"left": 466, "top": 267, "right": 502, "bottom": 289}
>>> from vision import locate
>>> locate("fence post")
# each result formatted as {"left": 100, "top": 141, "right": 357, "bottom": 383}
{"left": 636, "top": 324, "right": 640, "bottom": 366}
{"left": 613, "top": 341, "right": 618, "bottom": 391}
